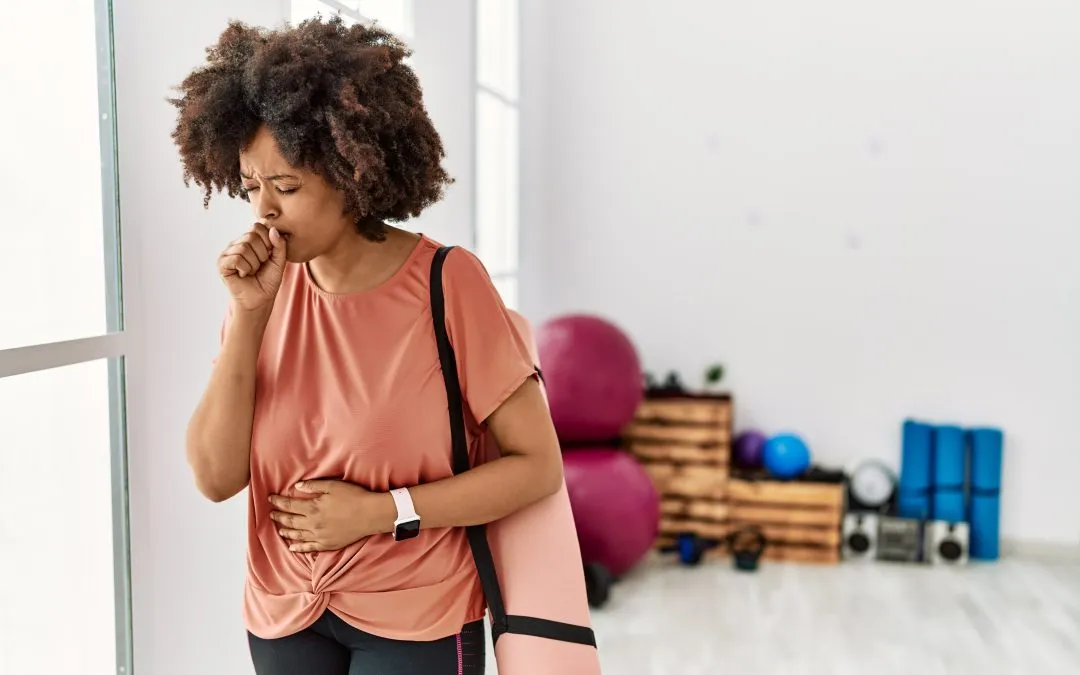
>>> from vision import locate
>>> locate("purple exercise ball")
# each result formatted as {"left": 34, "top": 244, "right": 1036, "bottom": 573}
{"left": 563, "top": 448, "right": 660, "bottom": 578}
{"left": 536, "top": 314, "right": 644, "bottom": 444}
{"left": 734, "top": 430, "right": 768, "bottom": 469}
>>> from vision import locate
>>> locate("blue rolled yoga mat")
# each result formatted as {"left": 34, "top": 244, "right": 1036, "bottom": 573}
{"left": 897, "top": 490, "right": 931, "bottom": 520}
{"left": 931, "top": 425, "right": 966, "bottom": 522}
{"left": 969, "top": 493, "right": 1000, "bottom": 560}
{"left": 968, "top": 427, "right": 1004, "bottom": 560}
{"left": 898, "top": 420, "right": 933, "bottom": 519}
{"left": 969, "top": 428, "right": 1003, "bottom": 491}
{"left": 932, "top": 489, "right": 966, "bottom": 523}
{"left": 900, "top": 419, "right": 933, "bottom": 491}
{"left": 932, "top": 425, "right": 966, "bottom": 488}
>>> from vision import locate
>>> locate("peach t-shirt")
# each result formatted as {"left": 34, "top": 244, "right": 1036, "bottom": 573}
{"left": 222, "top": 236, "right": 536, "bottom": 641}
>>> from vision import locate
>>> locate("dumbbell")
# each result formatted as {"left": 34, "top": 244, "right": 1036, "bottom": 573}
{"left": 661, "top": 533, "right": 721, "bottom": 566}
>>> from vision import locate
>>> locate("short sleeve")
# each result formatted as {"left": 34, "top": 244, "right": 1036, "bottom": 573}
{"left": 442, "top": 247, "right": 537, "bottom": 425}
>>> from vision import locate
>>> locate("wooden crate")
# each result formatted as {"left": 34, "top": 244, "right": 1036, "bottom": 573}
{"left": 725, "top": 478, "right": 845, "bottom": 564}
{"left": 624, "top": 394, "right": 732, "bottom": 547}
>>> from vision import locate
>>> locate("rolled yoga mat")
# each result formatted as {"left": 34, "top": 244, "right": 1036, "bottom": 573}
{"left": 931, "top": 425, "right": 967, "bottom": 523}
{"left": 898, "top": 420, "right": 933, "bottom": 519}
{"left": 968, "top": 427, "right": 1003, "bottom": 560}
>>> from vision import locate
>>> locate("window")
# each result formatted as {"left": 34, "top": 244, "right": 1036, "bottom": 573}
{"left": 0, "top": 2, "right": 132, "bottom": 675}
{"left": 474, "top": 0, "right": 520, "bottom": 308}
{"left": 290, "top": 0, "right": 414, "bottom": 39}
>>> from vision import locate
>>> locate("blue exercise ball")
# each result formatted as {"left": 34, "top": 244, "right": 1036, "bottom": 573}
{"left": 762, "top": 433, "right": 811, "bottom": 479}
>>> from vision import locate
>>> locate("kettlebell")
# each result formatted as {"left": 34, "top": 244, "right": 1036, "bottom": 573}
{"left": 728, "top": 526, "right": 767, "bottom": 572}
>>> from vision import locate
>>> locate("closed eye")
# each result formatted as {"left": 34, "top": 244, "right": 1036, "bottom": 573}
{"left": 240, "top": 186, "right": 297, "bottom": 195}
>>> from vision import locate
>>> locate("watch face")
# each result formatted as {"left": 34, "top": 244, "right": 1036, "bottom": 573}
{"left": 394, "top": 518, "right": 421, "bottom": 541}
{"left": 851, "top": 462, "right": 896, "bottom": 506}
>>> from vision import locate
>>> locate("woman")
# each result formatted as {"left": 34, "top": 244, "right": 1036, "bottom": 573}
{"left": 171, "top": 16, "right": 564, "bottom": 675}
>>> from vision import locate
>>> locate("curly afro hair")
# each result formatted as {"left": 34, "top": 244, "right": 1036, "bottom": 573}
{"left": 168, "top": 15, "right": 452, "bottom": 240}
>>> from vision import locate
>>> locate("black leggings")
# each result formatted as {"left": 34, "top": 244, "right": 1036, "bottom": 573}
{"left": 248, "top": 611, "right": 486, "bottom": 675}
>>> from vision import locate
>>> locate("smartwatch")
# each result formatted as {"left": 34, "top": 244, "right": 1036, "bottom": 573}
{"left": 390, "top": 488, "right": 421, "bottom": 541}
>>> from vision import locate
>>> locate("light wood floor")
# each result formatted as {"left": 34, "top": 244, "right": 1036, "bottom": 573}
{"left": 489, "top": 552, "right": 1080, "bottom": 674}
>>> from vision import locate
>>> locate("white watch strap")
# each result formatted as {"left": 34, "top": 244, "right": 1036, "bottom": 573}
{"left": 390, "top": 487, "right": 419, "bottom": 523}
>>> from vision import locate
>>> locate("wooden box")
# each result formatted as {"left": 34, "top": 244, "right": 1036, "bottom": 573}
{"left": 726, "top": 478, "right": 845, "bottom": 564}
{"left": 624, "top": 394, "right": 732, "bottom": 546}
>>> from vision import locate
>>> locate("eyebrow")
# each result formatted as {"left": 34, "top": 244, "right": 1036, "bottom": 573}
{"left": 240, "top": 172, "right": 297, "bottom": 180}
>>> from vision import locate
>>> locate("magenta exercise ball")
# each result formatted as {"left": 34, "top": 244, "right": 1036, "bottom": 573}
{"left": 536, "top": 314, "right": 644, "bottom": 443}
{"left": 563, "top": 448, "right": 660, "bottom": 578}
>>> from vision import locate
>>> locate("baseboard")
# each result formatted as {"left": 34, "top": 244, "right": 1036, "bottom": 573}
{"left": 1001, "top": 537, "right": 1080, "bottom": 562}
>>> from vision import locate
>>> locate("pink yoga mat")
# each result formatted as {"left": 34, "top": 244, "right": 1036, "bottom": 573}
{"left": 478, "top": 311, "right": 603, "bottom": 674}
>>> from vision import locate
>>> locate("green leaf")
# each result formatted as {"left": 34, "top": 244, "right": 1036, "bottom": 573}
{"left": 704, "top": 363, "right": 725, "bottom": 385}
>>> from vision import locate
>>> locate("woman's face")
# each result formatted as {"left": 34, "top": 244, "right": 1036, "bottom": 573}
{"left": 238, "top": 124, "right": 352, "bottom": 263}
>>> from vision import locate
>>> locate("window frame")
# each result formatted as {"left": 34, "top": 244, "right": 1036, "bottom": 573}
{"left": 471, "top": 0, "right": 522, "bottom": 308}
{"left": 0, "top": 1, "right": 134, "bottom": 673}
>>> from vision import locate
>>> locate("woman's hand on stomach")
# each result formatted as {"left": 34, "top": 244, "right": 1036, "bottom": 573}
{"left": 268, "top": 479, "right": 394, "bottom": 552}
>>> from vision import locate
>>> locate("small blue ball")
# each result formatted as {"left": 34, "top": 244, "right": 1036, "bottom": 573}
{"left": 762, "top": 433, "right": 811, "bottom": 479}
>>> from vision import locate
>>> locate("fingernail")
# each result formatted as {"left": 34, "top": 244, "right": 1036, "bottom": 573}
{"left": 295, "top": 481, "right": 304, "bottom": 489}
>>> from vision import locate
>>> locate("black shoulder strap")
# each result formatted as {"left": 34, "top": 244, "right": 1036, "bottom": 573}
{"left": 429, "top": 246, "right": 597, "bottom": 648}
{"left": 429, "top": 246, "right": 509, "bottom": 635}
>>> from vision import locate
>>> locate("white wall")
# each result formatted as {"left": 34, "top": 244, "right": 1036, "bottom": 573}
{"left": 409, "top": 0, "right": 476, "bottom": 248}
{"left": 517, "top": 0, "right": 552, "bottom": 316}
{"left": 523, "top": 0, "right": 1080, "bottom": 545}
{"left": 113, "top": 1, "right": 475, "bottom": 673}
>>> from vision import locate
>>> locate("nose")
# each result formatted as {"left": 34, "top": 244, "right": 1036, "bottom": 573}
{"left": 252, "top": 189, "right": 280, "bottom": 221}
